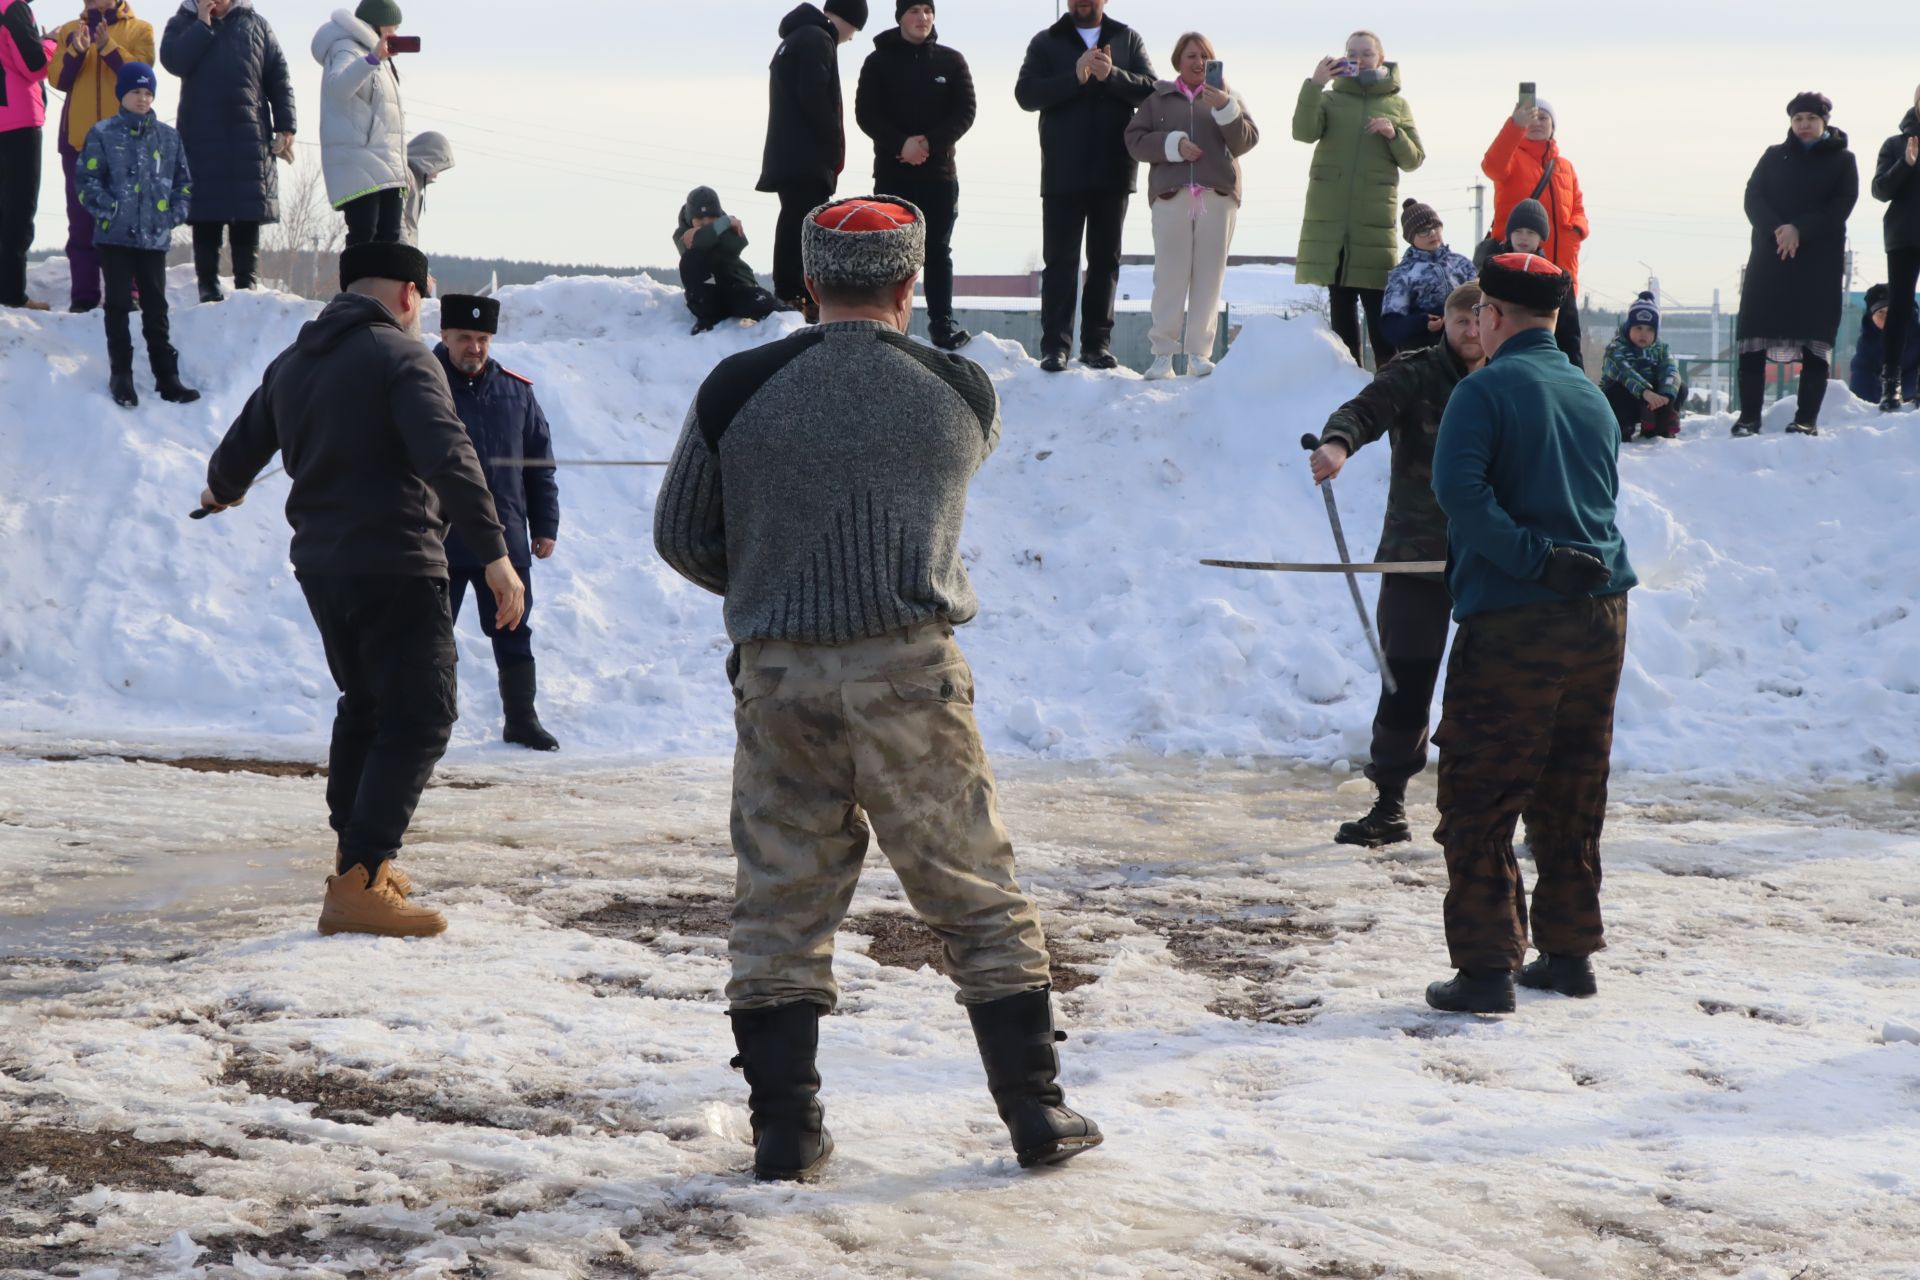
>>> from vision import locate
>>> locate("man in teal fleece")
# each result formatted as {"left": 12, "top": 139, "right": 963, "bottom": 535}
{"left": 1425, "top": 251, "right": 1636, "bottom": 1015}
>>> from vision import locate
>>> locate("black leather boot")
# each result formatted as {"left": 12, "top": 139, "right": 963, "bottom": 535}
{"left": 729, "top": 1002, "right": 833, "bottom": 1181}
{"left": 1335, "top": 782, "right": 1411, "bottom": 848}
{"left": 967, "top": 988, "right": 1103, "bottom": 1168}
{"left": 106, "top": 310, "right": 138, "bottom": 407}
{"left": 929, "top": 315, "right": 972, "bottom": 351}
{"left": 1881, "top": 372, "right": 1903, "bottom": 414}
{"left": 1517, "top": 952, "right": 1597, "bottom": 998}
{"left": 1425, "top": 969, "right": 1517, "bottom": 1014}
{"left": 152, "top": 347, "right": 200, "bottom": 404}
{"left": 499, "top": 661, "right": 559, "bottom": 751}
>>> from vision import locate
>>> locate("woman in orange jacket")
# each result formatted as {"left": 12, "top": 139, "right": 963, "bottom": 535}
{"left": 48, "top": 0, "right": 154, "bottom": 312}
{"left": 1481, "top": 97, "right": 1590, "bottom": 367}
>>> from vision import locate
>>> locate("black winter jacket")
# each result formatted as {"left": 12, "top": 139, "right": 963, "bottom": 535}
{"left": 436, "top": 346, "right": 559, "bottom": 569}
{"left": 206, "top": 293, "right": 508, "bottom": 576}
{"left": 855, "top": 26, "right": 976, "bottom": 189}
{"left": 1871, "top": 110, "right": 1920, "bottom": 252}
{"left": 1737, "top": 129, "right": 1858, "bottom": 346}
{"left": 757, "top": 3, "right": 844, "bottom": 193}
{"left": 1014, "top": 14, "right": 1155, "bottom": 196}
{"left": 160, "top": 0, "right": 295, "bottom": 224}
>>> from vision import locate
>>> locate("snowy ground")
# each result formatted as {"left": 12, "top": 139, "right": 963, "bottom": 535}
{"left": 4, "top": 752, "right": 1918, "bottom": 1280}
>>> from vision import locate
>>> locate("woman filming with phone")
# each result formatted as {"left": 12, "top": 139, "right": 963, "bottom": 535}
{"left": 1481, "top": 87, "right": 1590, "bottom": 366}
{"left": 1124, "top": 32, "right": 1259, "bottom": 380}
{"left": 313, "top": 0, "right": 412, "bottom": 247}
{"left": 1291, "top": 29, "right": 1424, "bottom": 369}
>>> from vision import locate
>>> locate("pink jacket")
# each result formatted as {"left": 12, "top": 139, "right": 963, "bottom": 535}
{"left": 0, "top": 0, "right": 56, "bottom": 132}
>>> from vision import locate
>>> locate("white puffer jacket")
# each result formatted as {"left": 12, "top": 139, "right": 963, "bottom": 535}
{"left": 311, "top": 8, "right": 405, "bottom": 208}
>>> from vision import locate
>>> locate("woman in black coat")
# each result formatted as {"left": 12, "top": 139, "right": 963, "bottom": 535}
{"left": 160, "top": 0, "right": 295, "bottom": 303}
{"left": 1869, "top": 89, "right": 1920, "bottom": 411}
{"left": 1733, "top": 91, "right": 1858, "bottom": 437}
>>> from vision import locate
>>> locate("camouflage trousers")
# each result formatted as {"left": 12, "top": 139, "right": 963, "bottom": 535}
{"left": 1433, "top": 594, "right": 1629, "bottom": 972}
{"left": 726, "top": 625, "right": 1052, "bottom": 1012}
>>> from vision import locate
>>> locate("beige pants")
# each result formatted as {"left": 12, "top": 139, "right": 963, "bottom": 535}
{"left": 1149, "top": 190, "right": 1239, "bottom": 357}
{"left": 727, "top": 625, "right": 1052, "bottom": 1011}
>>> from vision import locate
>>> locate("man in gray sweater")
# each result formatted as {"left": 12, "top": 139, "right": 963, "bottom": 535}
{"left": 655, "top": 196, "right": 1101, "bottom": 1181}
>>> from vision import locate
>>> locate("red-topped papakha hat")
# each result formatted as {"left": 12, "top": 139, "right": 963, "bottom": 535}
{"left": 802, "top": 196, "right": 927, "bottom": 289}
{"left": 1478, "top": 251, "right": 1572, "bottom": 312}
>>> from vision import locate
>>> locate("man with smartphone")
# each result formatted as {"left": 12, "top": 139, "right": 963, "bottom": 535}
{"left": 1015, "top": 0, "right": 1155, "bottom": 372}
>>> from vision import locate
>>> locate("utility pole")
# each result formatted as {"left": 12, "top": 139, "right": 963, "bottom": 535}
{"left": 1472, "top": 183, "right": 1487, "bottom": 243}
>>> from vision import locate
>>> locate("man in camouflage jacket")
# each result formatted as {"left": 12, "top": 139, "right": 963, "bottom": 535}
{"left": 1308, "top": 279, "right": 1485, "bottom": 847}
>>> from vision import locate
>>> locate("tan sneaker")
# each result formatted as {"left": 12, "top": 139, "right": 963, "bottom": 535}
{"left": 318, "top": 863, "right": 447, "bottom": 938}
{"left": 384, "top": 864, "right": 415, "bottom": 898}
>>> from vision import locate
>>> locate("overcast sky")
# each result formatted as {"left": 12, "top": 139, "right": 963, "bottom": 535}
{"left": 27, "top": 0, "right": 1918, "bottom": 312}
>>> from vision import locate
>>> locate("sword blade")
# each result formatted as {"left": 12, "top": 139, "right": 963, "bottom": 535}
{"left": 1319, "top": 480, "right": 1399, "bottom": 696}
{"left": 1202, "top": 560, "right": 1446, "bottom": 574}
{"left": 487, "top": 459, "right": 670, "bottom": 468}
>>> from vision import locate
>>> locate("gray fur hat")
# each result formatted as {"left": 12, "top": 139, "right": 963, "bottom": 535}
{"left": 801, "top": 196, "right": 927, "bottom": 290}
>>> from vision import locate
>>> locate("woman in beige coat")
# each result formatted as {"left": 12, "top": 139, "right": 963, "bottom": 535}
{"left": 1125, "top": 32, "right": 1259, "bottom": 378}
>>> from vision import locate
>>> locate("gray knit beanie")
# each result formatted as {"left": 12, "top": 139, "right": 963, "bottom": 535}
{"left": 802, "top": 196, "right": 927, "bottom": 290}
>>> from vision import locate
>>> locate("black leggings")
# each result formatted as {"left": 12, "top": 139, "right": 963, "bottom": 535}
{"left": 342, "top": 188, "right": 404, "bottom": 247}
{"left": 191, "top": 221, "right": 261, "bottom": 289}
{"left": 1328, "top": 284, "right": 1392, "bottom": 369}
{"left": 1883, "top": 248, "right": 1920, "bottom": 386}
{"left": 1738, "top": 348, "right": 1830, "bottom": 427}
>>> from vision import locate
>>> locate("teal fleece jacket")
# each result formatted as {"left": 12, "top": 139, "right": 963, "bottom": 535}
{"left": 1431, "top": 327, "right": 1637, "bottom": 621}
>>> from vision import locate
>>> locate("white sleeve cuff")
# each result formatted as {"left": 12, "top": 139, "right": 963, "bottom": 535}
{"left": 1212, "top": 98, "right": 1242, "bottom": 125}
{"left": 1164, "top": 131, "right": 1188, "bottom": 163}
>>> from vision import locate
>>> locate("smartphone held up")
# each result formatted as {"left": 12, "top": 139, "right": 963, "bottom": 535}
{"left": 1204, "top": 59, "right": 1225, "bottom": 90}
{"left": 388, "top": 34, "right": 421, "bottom": 54}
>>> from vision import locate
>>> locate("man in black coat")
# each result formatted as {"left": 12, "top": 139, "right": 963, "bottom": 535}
{"left": 855, "top": 0, "right": 976, "bottom": 350}
{"left": 160, "top": 0, "right": 296, "bottom": 303}
{"left": 1869, "top": 99, "right": 1920, "bottom": 411}
{"left": 757, "top": 0, "right": 867, "bottom": 319}
{"left": 1015, "top": 0, "right": 1154, "bottom": 371}
{"left": 436, "top": 293, "right": 562, "bottom": 752}
{"left": 199, "top": 242, "right": 523, "bottom": 940}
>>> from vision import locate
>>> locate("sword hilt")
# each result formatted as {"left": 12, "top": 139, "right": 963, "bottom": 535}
{"left": 1301, "top": 433, "right": 1322, "bottom": 452}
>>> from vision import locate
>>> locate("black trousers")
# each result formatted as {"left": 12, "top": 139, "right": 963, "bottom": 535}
{"left": 1328, "top": 284, "right": 1391, "bottom": 368}
{"left": 341, "top": 188, "right": 404, "bottom": 248}
{"left": 0, "top": 127, "right": 41, "bottom": 307}
{"left": 1603, "top": 380, "right": 1680, "bottom": 440}
{"left": 1365, "top": 575, "right": 1454, "bottom": 791}
{"left": 298, "top": 573, "right": 458, "bottom": 872}
{"left": 1884, "top": 247, "right": 1920, "bottom": 388}
{"left": 889, "top": 175, "right": 959, "bottom": 323}
{"left": 771, "top": 178, "right": 835, "bottom": 304}
{"left": 1738, "top": 347, "right": 1831, "bottom": 427}
{"left": 191, "top": 221, "right": 261, "bottom": 289}
{"left": 1041, "top": 190, "right": 1128, "bottom": 358}
{"left": 679, "top": 251, "right": 782, "bottom": 328}
{"left": 101, "top": 246, "right": 177, "bottom": 378}
{"left": 449, "top": 562, "right": 535, "bottom": 670}
{"left": 1555, "top": 288, "right": 1585, "bottom": 370}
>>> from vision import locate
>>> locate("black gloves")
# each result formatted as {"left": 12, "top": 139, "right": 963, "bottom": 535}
{"left": 1539, "top": 546, "right": 1612, "bottom": 598}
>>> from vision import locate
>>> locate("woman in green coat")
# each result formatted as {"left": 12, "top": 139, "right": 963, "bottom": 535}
{"left": 1292, "top": 30, "right": 1425, "bottom": 366}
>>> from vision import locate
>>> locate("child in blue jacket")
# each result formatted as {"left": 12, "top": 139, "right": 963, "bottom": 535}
{"left": 1600, "top": 291, "right": 1682, "bottom": 440}
{"left": 76, "top": 62, "right": 197, "bottom": 409}
{"left": 1381, "top": 199, "right": 1477, "bottom": 353}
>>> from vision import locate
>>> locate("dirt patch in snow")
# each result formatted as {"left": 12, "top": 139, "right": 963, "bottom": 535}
{"left": 0, "top": 1124, "right": 228, "bottom": 1268}
{"left": 846, "top": 911, "right": 1101, "bottom": 992}
{"left": 565, "top": 894, "right": 735, "bottom": 943}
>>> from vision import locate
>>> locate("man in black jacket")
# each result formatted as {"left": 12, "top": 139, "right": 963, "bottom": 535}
{"left": 1309, "top": 283, "right": 1486, "bottom": 850}
{"left": 1014, "top": 0, "right": 1154, "bottom": 371}
{"left": 199, "top": 242, "right": 524, "bottom": 941}
{"left": 437, "top": 293, "right": 561, "bottom": 753}
{"left": 757, "top": 0, "right": 868, "bottom": 320}
{"left": 855, "top": 0, "right": 975, "bottom": 350}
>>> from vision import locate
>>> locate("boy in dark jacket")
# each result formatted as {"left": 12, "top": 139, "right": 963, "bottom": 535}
{"left": 1848, "top": 282, "right": 1920, "bottom": 404}
{"left": 675, "top": 186, "right": 784, "bottom": 335}
{"left": 75, "top": 61, "right": 197, "bottom": 408}
{"left": 1600, "top": 291, "right": 1682, "bottom": 440}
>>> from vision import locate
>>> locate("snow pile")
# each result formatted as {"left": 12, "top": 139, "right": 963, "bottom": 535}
{"left": 2, "top": 263, "right": 1917, "bottom": 779}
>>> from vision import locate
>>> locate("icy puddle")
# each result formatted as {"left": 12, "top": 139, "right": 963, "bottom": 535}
{"left": 2, "top": 753, "right": 1918, "bottom": 1278}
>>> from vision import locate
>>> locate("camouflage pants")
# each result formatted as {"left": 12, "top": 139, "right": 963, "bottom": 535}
{"left": 726, "top": 625, "right": 1052, "bottom": 1012}
{"left": 1433, "top": 594, "right": 1629, "bottom": 971}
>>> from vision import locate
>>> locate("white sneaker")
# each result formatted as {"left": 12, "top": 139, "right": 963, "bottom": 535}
{"left": 1188, "top": 355, "right": 1216, "bottom": 378}
{"left": 1144, "top": 355, "right": 1177, "bottom": 381}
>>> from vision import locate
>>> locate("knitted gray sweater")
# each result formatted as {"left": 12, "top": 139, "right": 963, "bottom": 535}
{"left": 654, "top": 320, "right": 1002, "bottom": 645}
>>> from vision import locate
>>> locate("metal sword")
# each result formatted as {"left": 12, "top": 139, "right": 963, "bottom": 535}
{"left": 1202, "top": 559, "right": 1446, "bottom": 574}
{"left": 1299, "top": 432, "right": 1397, "bottom": 694}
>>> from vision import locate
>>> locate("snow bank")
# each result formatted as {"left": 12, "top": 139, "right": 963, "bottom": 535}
{"left": 2, "top": 264, "right": 1916, "bottom": 780}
